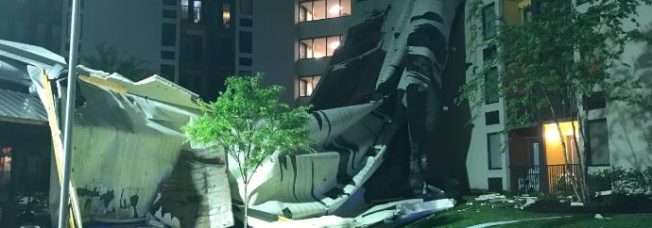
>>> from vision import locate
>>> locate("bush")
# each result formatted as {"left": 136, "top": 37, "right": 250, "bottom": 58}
{"left": 588, "top": 166, "right": 652, "bottom": 194}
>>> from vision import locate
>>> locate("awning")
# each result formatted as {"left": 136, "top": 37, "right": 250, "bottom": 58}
{"left": 0, "top": 88, "right": 47, "bottom": 125}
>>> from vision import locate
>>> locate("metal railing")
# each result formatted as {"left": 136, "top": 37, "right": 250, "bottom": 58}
{"left": 512, "top": 164, "right": 581, "bottom": 195}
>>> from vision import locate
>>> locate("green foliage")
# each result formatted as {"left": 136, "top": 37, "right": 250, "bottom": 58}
{"left": 81, "top": 44, "right": 149, "bottom": 81}
{"left": 183, "top": 74, "right": 312, "bottom": 183}
{"left": 589, "top": 166, "right": 652, "bottom": 194}
{"left": 459, "top": 0, "right": 652, "bottom": 128}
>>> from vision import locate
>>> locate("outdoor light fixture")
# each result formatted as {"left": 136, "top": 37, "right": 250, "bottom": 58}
{"left": 223, "top": 4, "right": 231, "bottom": 26}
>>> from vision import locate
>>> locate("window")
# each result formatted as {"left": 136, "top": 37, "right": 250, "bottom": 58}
{"left": 162, "top": 9, "right": 177, "bottom": 19}
{"left": 584, "top": 92, "right": 606, "bottom": 110}
{"left": 299, "top": 35, "right": 341, "bottom": 59}
{"left": 523, "top": 6, "right": 533, "bottom": 23}
{"left": 482, "top": 3, "right": 496, "bottom": 40}
{"left": 0, "top": 146, "right": 12, "bottom": 190}
{"left": 163, "top": 0, "right": 176, "bottom": 6}
{"left": 161, "top": 23, "right": 176, "bottom": 46}
{"left": 181, "top": 0, "right": 201, "bottom": 23}
{"left": 181, "top": 35, "right": 203, "bottom": 62}
{"left": 299, "top": 0, "right": 351, "bottom": 22}
{"left": 239, "top": 31, "right": 252, "bottom": 53}
{"left": 488, "top": 177, "right": 503, "bottom": 192}
{"left": 159, "top": 64, "right": 175, "bottom": 80}
{"left": 488, "top": 133, "right": 502, "bottom": 169}
{"left": 483, "top": 45, "right": 497, "bottom": 63}
{"left": 240, "top": 0, "right": 252, "bottom": 15}
{"left": 588, "top": 119, "right": 609, "bottom": 166}
{"left": 485, "top": 110, "right": 500, "bottom": 125}
{"left": 239, "top": 57, "right": 252, "bottom": 66}
{"left": 484, "top": 67, "right": 499, "bottom": 104}
{"left": 298, "top": 75, "right": 321, "bottom": 97}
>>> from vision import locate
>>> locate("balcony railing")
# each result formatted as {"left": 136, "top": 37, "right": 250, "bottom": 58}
{"left": 512, "top": 164, "right": 582, "bottom": 195}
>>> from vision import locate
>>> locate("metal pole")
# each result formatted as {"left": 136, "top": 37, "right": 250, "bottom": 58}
{"left": 57, "top": 0, "right": 81, "bottom": 226}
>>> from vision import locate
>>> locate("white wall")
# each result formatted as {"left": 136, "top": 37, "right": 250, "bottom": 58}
{"left": 464, "top": 0, "right": 510, "bottom": 191}
{"left": 604, "top": 4, "right": 652, "bottom": 171}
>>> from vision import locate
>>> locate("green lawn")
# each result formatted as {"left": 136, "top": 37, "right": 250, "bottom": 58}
{"left": 407, "top": 200, "right": 652, "bottom": 228}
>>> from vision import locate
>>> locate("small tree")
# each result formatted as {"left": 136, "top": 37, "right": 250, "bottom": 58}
{"left": 183, "top": 75, "right": 312, "bottom": 227}
{"left": 460, "top": 0, "right": 652, "bottom": 202}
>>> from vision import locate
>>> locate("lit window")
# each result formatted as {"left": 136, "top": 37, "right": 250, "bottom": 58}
{"left": 299, "top": 0, "right": 351, "bottom": 22}
{"left": 298, "top": 75, "right": 321, "bottom": 97}
{"left": 299, "top": 35, "right": 342, "bottom": 59}
{"left": 181, "top": 0, "right": 201, "bottom": 23}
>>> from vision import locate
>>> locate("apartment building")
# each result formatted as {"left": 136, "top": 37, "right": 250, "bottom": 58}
{"left": 464, "top": 0, "right": 652, "bottom": 193}
{"left": 246, "top": 0, "right": 354, "bottom": 104}
{"left": 68, "top": 0, "right": 244, "bottom": 101}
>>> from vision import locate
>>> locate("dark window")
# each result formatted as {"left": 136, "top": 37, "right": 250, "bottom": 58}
{"left": 239, "top": 57, "right": 252, "bottom": 66}
{"left": 488, "top": 177, "right": 503, "bottom": 192}
{"left": 163, "top": 0, "right": 177, "bottom": 6}
{"left": 161, "top": 51, "right": 175, "bottom": 60}
{"left": 162, "top": 9, "right": 177, "bottom": 18}
{"left": 588, "top": 119, "right": 609, "bottom": 166}
{"left": 240, "top": 0, "right": 252, "bottom": 15}
{"left": 161, "top": 23, "right": 176, "bottom": 46}
{"left": 482, "top": 3, "right": 496, "bottom": 40}
{"left": 239, "top": 31, "right": 252, "bottom": 53}
{"left": 239, "top": 70, "right": 252, "bottom": 75}
{"left": 488, "top": 132, "right": 502, "bottom": 169}
{"left": 523, "top": 6, "right": 533, "bottom": 23}
{"left": 584, "top": 92, "right": 606, "bottom": 110}
{"left": 483, "top": 45, "right": 497, "bottom": 62}
{"left": 159, "top": 64, "right": 175, "bottom": 80}
{"left": 240, "top": 18, "right": 253, "bottom": 27}
{"left": 181, "top": 35, "right": 203, "bottom": 62}
{"left": 485, "top": 67, "right": 499, "bottom": 104}
{"left": 485, "top": 110, "right": 500, "bottom": 125}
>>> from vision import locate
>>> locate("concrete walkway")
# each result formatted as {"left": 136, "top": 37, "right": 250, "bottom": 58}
{"left": 466, "top": 216, "right": 572, "bottom": 228}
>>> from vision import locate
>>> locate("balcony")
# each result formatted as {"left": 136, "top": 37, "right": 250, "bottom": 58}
{"left": 511, "top": 164, "right": 582, "bottom": 195}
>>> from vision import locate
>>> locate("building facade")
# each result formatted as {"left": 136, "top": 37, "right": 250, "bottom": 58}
{"left": 0, "top": 0, "right": 64, "bottom": 54}
{"left": 464, "top": 0, "right": 652, "bottom": 193}
{"left": 246, "top": 0, "right": 356, "bottom": 104}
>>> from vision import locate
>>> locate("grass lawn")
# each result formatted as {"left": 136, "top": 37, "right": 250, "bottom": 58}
{"left": 407, "top": 200, "right": 652, "bottom": 228}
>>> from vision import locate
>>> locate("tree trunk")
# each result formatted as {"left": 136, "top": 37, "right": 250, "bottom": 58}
{"left": 574, "top": 107, "right": 591, "bottom": 203}
{"left": 541, "top": 86, "right": 583, "bottom": 202}
{"left": 243, "top": 181, "right": 248, "bottom": 228}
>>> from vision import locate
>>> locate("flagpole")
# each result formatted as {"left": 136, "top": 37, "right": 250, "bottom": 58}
{"left": 57, "top": 0, "right": 81, "bottom": 226}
